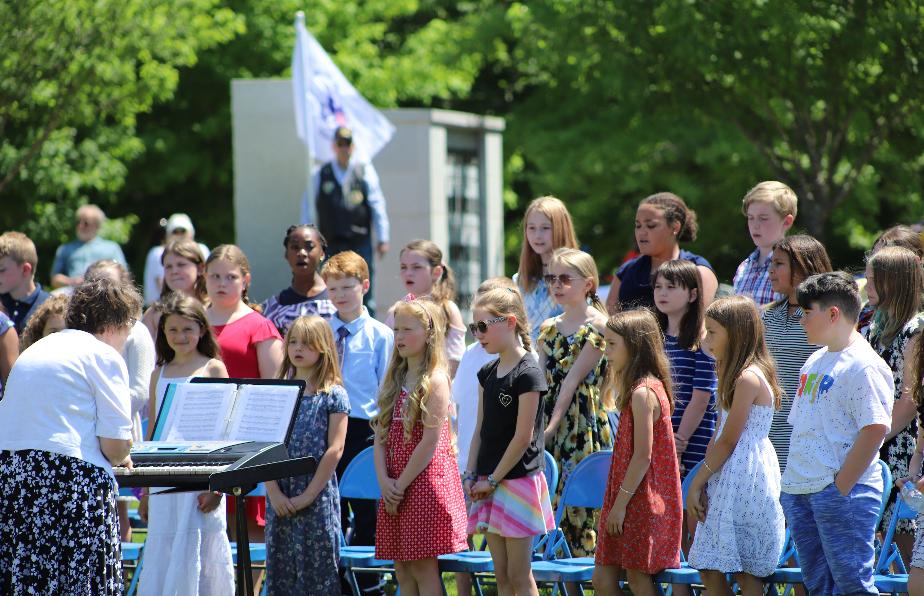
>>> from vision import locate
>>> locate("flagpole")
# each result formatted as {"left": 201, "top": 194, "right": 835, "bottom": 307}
{"left": 295, "top": 11, "right": 315, "bottom": 225}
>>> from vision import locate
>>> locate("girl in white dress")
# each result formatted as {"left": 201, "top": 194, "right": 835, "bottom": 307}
{"left": 686, "top": 295, "right": 786, "bottom": 595}
{"left": 137, "top": 295, "right": 234, "bottom": 595}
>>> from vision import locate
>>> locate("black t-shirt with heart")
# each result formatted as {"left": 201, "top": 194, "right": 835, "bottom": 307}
{"left": 475, "top": 352, "right": 548, "bottom": 479}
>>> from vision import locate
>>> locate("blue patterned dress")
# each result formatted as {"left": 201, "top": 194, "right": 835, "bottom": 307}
{"left": 265, "top": 385, "right": 349, "bottom": 595}
{"left": 516, "top": 275, "right": 563, "bottom": 345}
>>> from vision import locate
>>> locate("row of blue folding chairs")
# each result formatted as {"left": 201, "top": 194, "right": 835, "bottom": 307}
{"left": 340, "top": 447, "right": 908, "bottom": 595}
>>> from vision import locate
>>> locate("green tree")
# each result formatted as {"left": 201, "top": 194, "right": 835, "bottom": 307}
{"left": 0, "top": 0, "right": 242, "bottom": 263}
{"left": 494, "top": 1, "right": 924, "bottom": 276}
{"left": 117, "top": 0, "right": 501, "bottom": 271}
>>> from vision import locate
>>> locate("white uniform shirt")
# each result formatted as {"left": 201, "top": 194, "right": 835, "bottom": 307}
{"left": 0, "top": 329, "right": 133, "bottom": 476}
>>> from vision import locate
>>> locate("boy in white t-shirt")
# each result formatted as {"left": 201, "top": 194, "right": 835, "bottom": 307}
{"left": 781, "top": 271, "right": 894, "bottom": 595}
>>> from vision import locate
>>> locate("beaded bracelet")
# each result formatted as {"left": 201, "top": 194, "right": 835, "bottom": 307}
{"left": 619, "top": 485, "right": 635, "bottom": 497}
{"left": 703, "top": 461, "right": 717, "bottom": 475}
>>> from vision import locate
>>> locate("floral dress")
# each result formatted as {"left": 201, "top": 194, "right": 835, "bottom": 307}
{"left": 864, "top": 313, "right": 924, "bottom": 536}
{"left": 265, "top": 385, "right": 349, "bottom": 595}
{"left": 687, "top": 368, "right": 785, "bottom": 576}
{"left": 540, "top": 320, "right": 613, "bottom": 557}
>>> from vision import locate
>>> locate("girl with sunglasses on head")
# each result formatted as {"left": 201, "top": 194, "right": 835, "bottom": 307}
{"left": 538, "top": 247, "right": 613, "bottom": 561}
{"left": 260, "top": 225, "right": 336, "bottom": 337}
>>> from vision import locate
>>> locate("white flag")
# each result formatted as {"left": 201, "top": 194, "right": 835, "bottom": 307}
{"left": 292, "top": 12, "right": 395, "bottom": 164}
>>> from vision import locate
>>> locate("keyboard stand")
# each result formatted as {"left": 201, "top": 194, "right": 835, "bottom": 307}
{"left": 210, "top": 456, "right": 318, "bottom": 596}
{"left": 232, "top": 489, "right": 255, "bottom": 596}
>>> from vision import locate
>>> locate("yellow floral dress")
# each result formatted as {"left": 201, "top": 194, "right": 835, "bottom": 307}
{"left": 540, "top": 320, "right": 613, "bottom": 557}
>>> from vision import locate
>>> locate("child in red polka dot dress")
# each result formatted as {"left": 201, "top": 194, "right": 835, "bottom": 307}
{"left": 593, "top": 309, "right": 683, "bottom": 595}
{"left": 372, "top": 298, "right": 467, "bottom": 593}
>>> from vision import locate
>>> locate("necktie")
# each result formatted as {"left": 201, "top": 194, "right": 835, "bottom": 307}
{"left": 337, "top": 326, "right": 350, "bottom": 364}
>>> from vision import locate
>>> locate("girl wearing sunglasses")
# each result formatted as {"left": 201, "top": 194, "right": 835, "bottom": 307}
{"left": 537, "top": 247, "right": 613, "bottom": 562}
{"left": 465, "top": 286, "right": 554, "bottom": 596}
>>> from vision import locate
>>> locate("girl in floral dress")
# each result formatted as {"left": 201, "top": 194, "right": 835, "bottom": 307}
{"left": 686, "top": 296, "right": 785, "bottom": 594}
{"left": 593, "top": 308, "right": 682, "bottom": 596}
{"left": 539, "top": 248, "right": 612, "bottom": 557}
{"left": 863, "top": 245, "right": 924, "bottom": 561}
{"left": 373, "top": 299, "right": 468, "bottom": 594}
{"left": 514, "top": 196, "right": 580, "bottom": 345}
{"left": 265, "top": 316, "right": 348, "bottom": 595}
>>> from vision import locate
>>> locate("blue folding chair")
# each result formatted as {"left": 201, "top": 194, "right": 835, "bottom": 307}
{"left": 874, "top": 482, "right": 916, "bottom": 595}
{"left": 530, "top": 450, "right": 613, "bottom": 590}
{"left": 438, "top": 450, "right": 561, "bottom": 595}
{"left": 338, "top": 446, "right": 396, "bottom": 596}
{"left": 121, "top": 541, "right": 145, "bottom": 596}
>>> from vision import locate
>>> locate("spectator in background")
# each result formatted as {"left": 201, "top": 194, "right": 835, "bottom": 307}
{"left": 308, "top": 126, "right": 389, "bottom": 317}
{"left": 143, "top": 213, "right": 210, "bottom": 307}
{"left": 0, "top": 231, "right": 49, "bottom": 334}
{"left": 51, "top": 205, "right": 127, "bottom": 289}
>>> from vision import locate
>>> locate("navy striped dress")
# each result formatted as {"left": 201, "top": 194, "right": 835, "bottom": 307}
{"left": 664, "top": 334, "right": 717, "bottom": 477}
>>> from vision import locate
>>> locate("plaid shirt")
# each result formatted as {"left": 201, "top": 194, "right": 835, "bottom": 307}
{"left": 733, "top": 248, "right": 782, "bottom": 306}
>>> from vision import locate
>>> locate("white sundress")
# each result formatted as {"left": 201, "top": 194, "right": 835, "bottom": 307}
{"left": 137, "top": 372, "right": 234, "bottom": 596}
{"left": 687, "top": 367, "right": 786, "bottom": 577}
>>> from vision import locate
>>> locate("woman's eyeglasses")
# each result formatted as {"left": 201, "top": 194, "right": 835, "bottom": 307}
{"left": 543, "top": 273, "right": 575, "bottom": 287}
{"left": 468, "top": 316, "right": 507, "bottom": 335}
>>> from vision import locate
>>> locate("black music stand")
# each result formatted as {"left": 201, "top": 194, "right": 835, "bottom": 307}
{"left": 213, "top": 456, "right": 317, "bottom": 596}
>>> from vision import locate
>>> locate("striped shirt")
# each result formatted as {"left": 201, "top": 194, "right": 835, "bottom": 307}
{"left": 761, "top": 299, "right": 820, "bottom": 473}
{"left": 665, "top": 334, "right": 717, "bottom": 478}
{"left": 733, "top": 248, "right": 782, "bottom": 307}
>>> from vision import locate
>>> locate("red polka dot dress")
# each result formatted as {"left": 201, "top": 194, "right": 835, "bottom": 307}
{"left": 595, "top": 378, "right": 682, "bottom": 573}
{"left": 375, "top": 388, "right": 468, "bottom": 561}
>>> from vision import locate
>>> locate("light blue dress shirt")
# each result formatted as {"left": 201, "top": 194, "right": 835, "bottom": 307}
{"left": 328, "top": 307, "right": 394, "bottom": 419}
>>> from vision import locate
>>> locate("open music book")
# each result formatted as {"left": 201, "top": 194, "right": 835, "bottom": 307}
{"left": 150, "top": 379, "right": 305, "bottom": 444}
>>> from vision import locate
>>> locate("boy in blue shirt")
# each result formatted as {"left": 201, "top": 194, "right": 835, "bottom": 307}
{"left": 322, "top": 250, "right": 393, "bottom": 594}
{"left": 782, "top": 271, "right": 893, "bottom": 594}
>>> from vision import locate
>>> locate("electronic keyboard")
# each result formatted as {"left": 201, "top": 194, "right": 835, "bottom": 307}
{"left": 114, "top": 440, "right": 316, "bottom": 492}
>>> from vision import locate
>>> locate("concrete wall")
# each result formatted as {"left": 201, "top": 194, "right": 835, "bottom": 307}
{"left": 231, "top": 79, "right": 505, "bottom": 317}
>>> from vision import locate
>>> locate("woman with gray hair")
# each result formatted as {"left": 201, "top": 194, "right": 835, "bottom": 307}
{"left": 0, "top": 276, "right": 141, "bottom": 594}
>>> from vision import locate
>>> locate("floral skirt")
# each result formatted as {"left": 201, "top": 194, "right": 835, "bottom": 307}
{"left": 0, "top": 449, "right": 122, "bottom": 595}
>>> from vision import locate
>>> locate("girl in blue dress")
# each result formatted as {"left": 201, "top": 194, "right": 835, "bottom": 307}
{"left": 265, "top": 315, "right": 349, "bottom": 595}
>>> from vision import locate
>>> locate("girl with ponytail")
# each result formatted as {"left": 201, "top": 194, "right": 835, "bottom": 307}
{"left": 386, "top": 240, "right": 466, "bottom": 377}
{"left": 537, "top": 247, "right": 614, "bottom": 559}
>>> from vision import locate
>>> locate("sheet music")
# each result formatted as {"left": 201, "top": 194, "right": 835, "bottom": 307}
{"left": 159, "top": 383, "right": 237, "bottom": 441}
{"left": 226, "top": 384, "right": 301, "bottom": 442}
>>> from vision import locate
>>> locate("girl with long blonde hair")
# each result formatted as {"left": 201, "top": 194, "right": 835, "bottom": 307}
{"left": 538, "top": 247, "right": 612, "bottom": 559}
{"left": 372, "top": 299, "right": 468, "bottom": 594}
